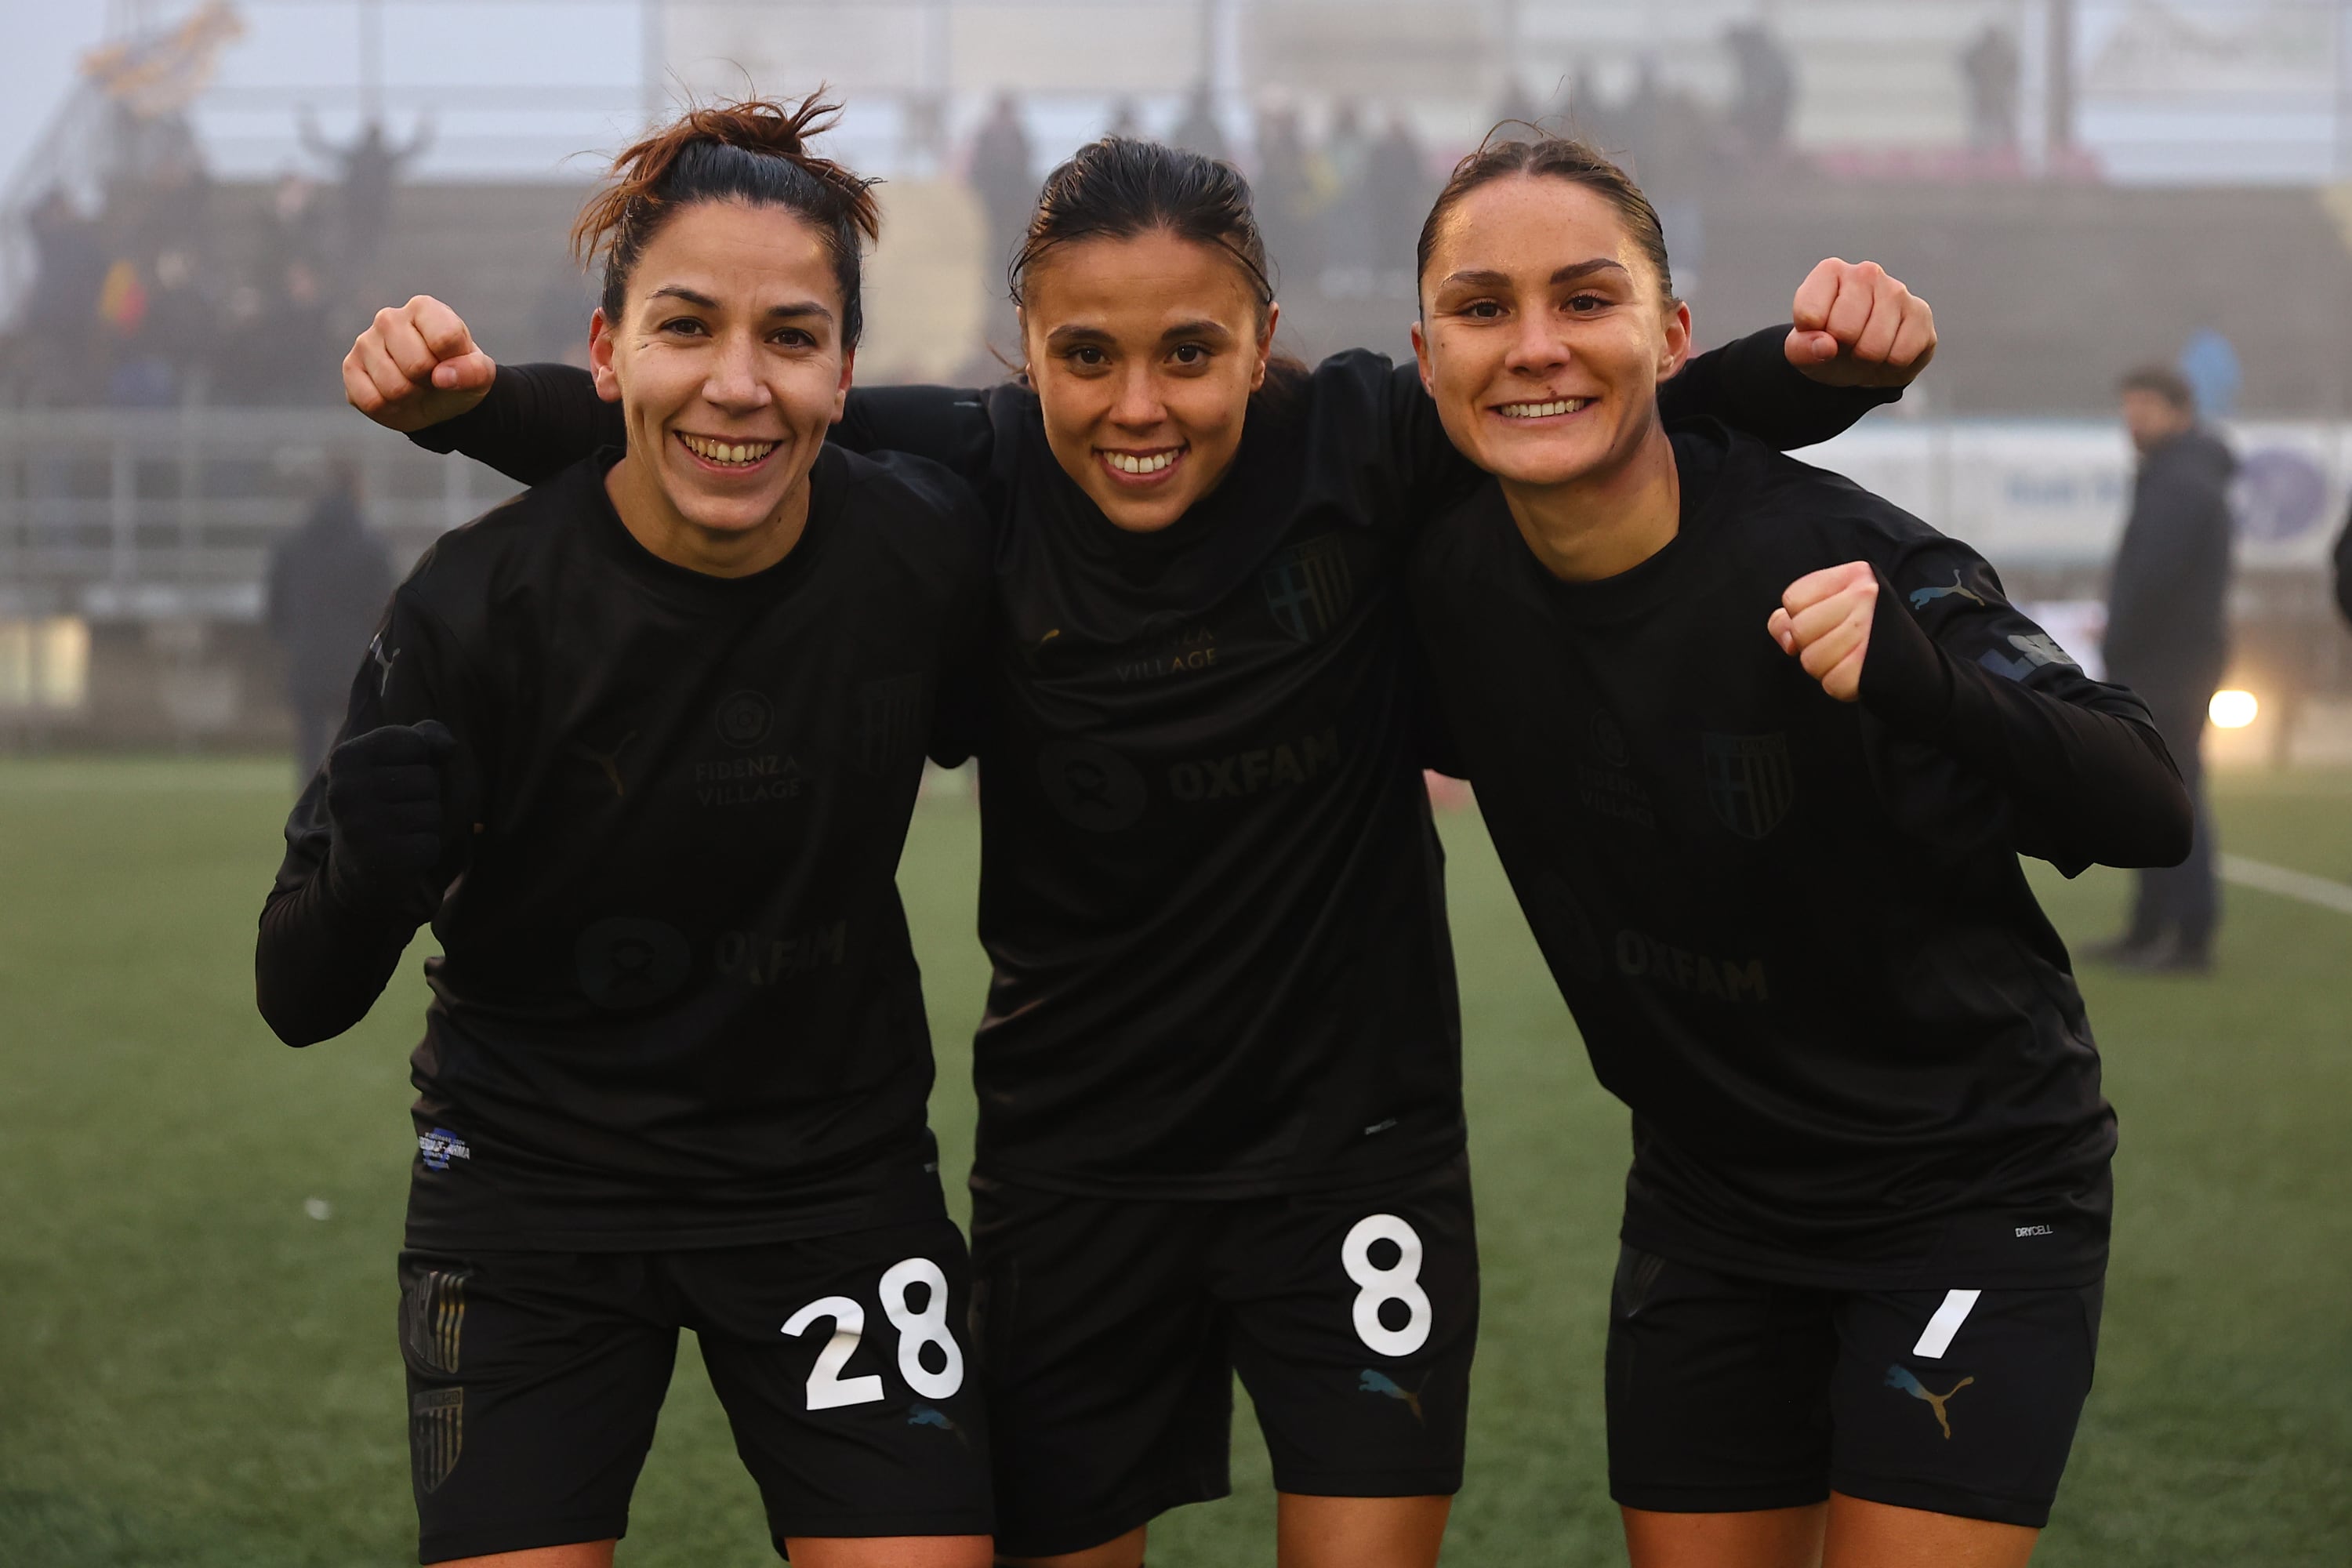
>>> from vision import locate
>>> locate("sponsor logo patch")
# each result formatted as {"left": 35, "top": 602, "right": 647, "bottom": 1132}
{"left": 575, "top": 917, "right": 693, "bottom": 1010}
{"left": 1036, "top": 740, "right": 1148, "bottom": 832}
{"left": 417, "top": 1127, "right": 472, "bottom": 1171}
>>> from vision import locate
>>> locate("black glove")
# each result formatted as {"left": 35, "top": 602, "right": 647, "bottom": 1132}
{"left": 323, "top": 720, "right": 456, "bottom": 915}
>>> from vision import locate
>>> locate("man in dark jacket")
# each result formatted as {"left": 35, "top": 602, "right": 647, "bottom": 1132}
{"left": 2332, "top": 509, "right": 2351, "bottom": 629}
{"left": 2096, "top": 366, "right": 2236, "bottom": 971}
{"left": 265, "top": 463, "right": 394, "bottom": 778}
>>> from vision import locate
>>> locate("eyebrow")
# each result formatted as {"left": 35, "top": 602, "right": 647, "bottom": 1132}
{"left": 644, "top": 285, "right": 833, "bottom": 321}
{"left": 1436, "top": 258, "right": 1632, "bottom": 289}
{"left": 1043, "top": 318, "right": 1239, "bottom": 350}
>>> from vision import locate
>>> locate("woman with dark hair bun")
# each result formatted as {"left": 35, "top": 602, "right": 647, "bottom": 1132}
{"left": 1406, "top": 132, "right": 2187, "bottom": 1568}
{"left": 267, "top": 97, "right": 995, "bottom": 1568}
{"left": 350, "top": 122, "right": 1931, "bottom": 1568}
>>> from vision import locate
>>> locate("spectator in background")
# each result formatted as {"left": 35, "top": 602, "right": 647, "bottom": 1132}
{"left": 2096, "top": 366, "right": 2236, "bottom": 973}
{"left": 300, "top": 113, "right": 434, "bottom": 276}
{"left": 267, "top": 462, "right": 394, "bottom": 778}
{"left": 1317, "top": 99, "right": 1374, "bottom": 294}
{"left": 21, "top": 188, "right": 107, "bottom": 400}
{"left": 1724, "top": 22, "right": 1797, "bottom": 153}
{"left": 1169, "top": 82, "right": 1229, "bottom": 162}
{"left": 969, "top": 93, "right": 1036, "bottom": 276}
{"left": 2336, "top": 510, "right": 2352, "bottom": 627}
{"left": 1364, "top": 109, "right": 1430, "bottom": 283}
{"left": 264, "top": 172, "right": 325, "bottom": 276}
{"left": 1252, "top": 100, "right": 1317, "bottom": 285}
{"left": 1962, "top": 24, "right": 2022, "bottom": 151}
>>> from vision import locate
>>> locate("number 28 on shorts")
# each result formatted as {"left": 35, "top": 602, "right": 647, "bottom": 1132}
{"left": 782, "top": 1255, "right": 965, "bottom": 1410}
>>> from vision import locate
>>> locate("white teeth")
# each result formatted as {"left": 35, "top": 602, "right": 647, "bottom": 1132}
{"left": 1107, "top": 450, "right": 1176, "bottom": 475}
{"left": 1498, "top": 398, "right": 1590, "bottom": 419}
{"left": 681, "top": 434, "right": 775, "bottom": 466}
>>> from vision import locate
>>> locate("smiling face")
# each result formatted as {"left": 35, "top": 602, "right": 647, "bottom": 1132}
{"left": 1410, "top": 174, "right": 1690, "bottom": 492}
{"left": 1018, "top": 229, "right": 1276, "bottom": 532}
{"left": 589, "top": 198, "right": 852, "bottom": 575}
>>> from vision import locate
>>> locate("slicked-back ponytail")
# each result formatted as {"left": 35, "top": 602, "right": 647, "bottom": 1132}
{"left": 1011, "top": 136, "right": 1274, "bottom": 318}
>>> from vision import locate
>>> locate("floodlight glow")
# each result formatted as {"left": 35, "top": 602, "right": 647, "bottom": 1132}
{"left": 2209, "top": 690, "right": 2259, "bottom": 729}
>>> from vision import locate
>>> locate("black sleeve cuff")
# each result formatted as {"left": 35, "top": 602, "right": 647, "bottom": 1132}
{"left": 1854, "top": 568, "right": 1954, "bottom": 732}
{"left": 1719, "top": 325, "right": 1904, "bottom": 414}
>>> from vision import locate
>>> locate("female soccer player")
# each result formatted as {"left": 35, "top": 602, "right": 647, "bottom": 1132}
{"left": 345, "top": 134, "right": 1931, "bottom": 1568}
{"left": 1404, "top": 134, "right": 2190, "bottom": 1567}
{"left": 258, "top": 100, "right": 996, "bottom": 1568}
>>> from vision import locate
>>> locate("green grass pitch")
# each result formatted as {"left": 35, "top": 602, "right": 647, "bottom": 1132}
{"left": 2, "top": 760, "right": 2347, "bottom": 1566}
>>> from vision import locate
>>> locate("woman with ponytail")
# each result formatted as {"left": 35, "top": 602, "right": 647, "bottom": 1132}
{"left": 1405, "top": 132, "right": 2179, "bottom": 1568}
{"left": 266, "top": 97, "right": 995, "bottom": 1568}
{"left": 351, "top": 118, "right": 1933, "bottom": 1568}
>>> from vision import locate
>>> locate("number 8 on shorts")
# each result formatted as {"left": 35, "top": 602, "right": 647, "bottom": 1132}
{"left": 1343, "top": 1213, "right": 1432, "bottom": 1357}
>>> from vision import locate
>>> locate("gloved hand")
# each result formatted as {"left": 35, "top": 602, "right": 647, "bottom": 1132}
{"left": 323, "top": 720, "right": 457, "bottom": 913}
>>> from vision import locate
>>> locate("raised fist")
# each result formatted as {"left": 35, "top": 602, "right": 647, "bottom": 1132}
{"left": 1769, "top": 561, "right": 1879, "bottom": 702}
{"left": 1784, "top": 260, "right": 1937, "bottom": 391}
{"left": 342, "top": 296, "right": 498, "bottom": 433}
{"left": 324, "top": 720, "right": 459, "bottom": 909}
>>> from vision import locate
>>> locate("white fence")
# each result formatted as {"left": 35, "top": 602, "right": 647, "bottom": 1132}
{"left": 1794, "top": 417, "right": 2350, "bottom": 575}
{"left": 0, "top": 407, "right": 516, "bottom": 623}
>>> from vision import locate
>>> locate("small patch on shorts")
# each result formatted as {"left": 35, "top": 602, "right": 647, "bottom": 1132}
{"left": 404, "top": 1269, "right": 469, "bottom": 1374}
{"left": 410, "top": 1387, "right": 464, "bottom": 1494}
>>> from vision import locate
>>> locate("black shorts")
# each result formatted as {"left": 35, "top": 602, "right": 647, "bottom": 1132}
{"left": 396, "top": 1218, "right": 991, "bottom": 1563}
{"left": 968, "top": 1153, "right": 1479, "bottom": 1559}
{"left": 1605, "top": 1245, "right": 2103, "bottom": 1529}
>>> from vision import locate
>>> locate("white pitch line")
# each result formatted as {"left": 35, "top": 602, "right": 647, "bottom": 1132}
{"left": 2220, "top": 855, "right": 2352, "bottom": 917}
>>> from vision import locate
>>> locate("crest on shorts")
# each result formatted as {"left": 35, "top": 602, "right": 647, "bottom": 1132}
{"left": 410, "top": 1387, "right": 464, "bottom": 1494}
{"left": 1263, "top": 533, "right": 1355, "bottom": 641}
{"left": 403, "top": 1268, "right": 469, "bottom": 1374}
{"left": 1701, "top": 731, "right": 1795, "bottom": 840}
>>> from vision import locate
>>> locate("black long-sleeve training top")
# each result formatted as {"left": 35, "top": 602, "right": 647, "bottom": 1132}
{"left": 257, "top": 445, "right": 990, "bottom": 1250}
{"left": 1410, "top": 420, "right": 2191, "bottom": 1290}
{"left": 412, "top": 332, "right": 1896, "bottom": 1200}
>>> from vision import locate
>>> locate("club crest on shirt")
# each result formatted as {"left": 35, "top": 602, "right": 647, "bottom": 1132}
{"left": 1262, "top": 532, "right": 1355, "bottom": 641}
{"left": 1700, "top": 731, "right": 1795, "bottom": 840}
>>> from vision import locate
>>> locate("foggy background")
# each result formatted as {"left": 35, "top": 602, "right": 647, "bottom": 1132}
{"left": 2, "top": 6, "right": 2348, "bottom": 1567}
{"left": 1, "top": 0, "right": 2348, "bottom": 758}
{"left": 0, "top": 2, "right": 2328, "bottom": 752}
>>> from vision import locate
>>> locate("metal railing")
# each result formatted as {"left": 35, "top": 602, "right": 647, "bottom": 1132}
{"left": 0, "top": 405, "right": 517, "bottom": 621}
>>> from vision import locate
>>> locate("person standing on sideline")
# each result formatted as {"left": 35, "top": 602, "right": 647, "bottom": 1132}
{"left": 2332, "top": 507, "right": 2351, "bottom": 628}
{"left": 2096, "top": 365, "right": 2235, "bottom": 972}
{"left": 266, "top": 461, "right": 393, "bottom": 778}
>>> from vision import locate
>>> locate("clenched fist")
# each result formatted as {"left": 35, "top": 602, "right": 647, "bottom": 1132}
{"left": 343, "top": 296, "right": 498, "bottom": 433}
{"left": 324, "top": 720, "right": 459, "bottom": 909}
{"left": 1769, "top": 561, "right": 1879, "bottom": 702}
{"left": 1783, "top": 260, "right": 1937, "bottom": 390}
